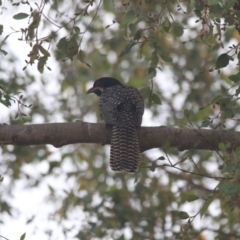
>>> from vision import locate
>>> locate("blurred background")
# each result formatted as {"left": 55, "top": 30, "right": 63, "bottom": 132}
{"left": 1, "top": 0, "right": 240, "bottom": 239}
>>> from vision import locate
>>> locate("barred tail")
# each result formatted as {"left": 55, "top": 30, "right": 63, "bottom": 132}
{"left": 110, "top": 125, "right": 140, "bottom": 173}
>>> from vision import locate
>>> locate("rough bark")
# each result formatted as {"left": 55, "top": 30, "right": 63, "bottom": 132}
{"left": 0, "top": 121, "right": 239, "bottom": 152}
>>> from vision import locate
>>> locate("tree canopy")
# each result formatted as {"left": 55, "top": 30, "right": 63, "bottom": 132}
{"left": 1, "top": 0, "right": 240, "bottom": 239}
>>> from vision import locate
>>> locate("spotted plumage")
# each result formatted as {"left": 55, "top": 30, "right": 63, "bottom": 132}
{"left": 87, "top": 77, "right": 144, "bottom": 173}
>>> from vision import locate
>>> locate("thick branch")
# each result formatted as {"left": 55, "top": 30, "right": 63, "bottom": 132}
{"left": 0, "top": 121, "right": 239, "bottom": 152}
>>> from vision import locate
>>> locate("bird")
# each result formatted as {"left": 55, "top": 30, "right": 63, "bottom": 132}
{"left": 87, "top": 77, "right": 144, "bottom": 173}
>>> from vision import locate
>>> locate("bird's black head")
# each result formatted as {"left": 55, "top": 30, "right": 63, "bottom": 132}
{"left": 86, "top": 77, "right": 123, "bottom": 96}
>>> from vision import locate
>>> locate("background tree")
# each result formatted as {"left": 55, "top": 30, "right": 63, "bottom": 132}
{"left": 1, "top": 0, "right": 240, "bottom": 239}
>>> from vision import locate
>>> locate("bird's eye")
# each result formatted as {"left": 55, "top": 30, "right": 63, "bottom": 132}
{"left": 95, "top": 89, "right": 102, "bottom": 96}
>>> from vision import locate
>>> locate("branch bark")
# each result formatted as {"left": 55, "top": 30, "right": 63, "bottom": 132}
{"left": 0, "top": 121, "right": 239, "bottom": 152}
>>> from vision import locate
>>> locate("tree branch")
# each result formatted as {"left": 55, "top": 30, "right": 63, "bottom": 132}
{"left": 0, "top": 121, "right": 239, "bottom": 152}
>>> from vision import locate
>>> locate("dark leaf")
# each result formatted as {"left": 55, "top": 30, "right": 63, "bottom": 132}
{"left": 184, "top": 109, "right": 190, "bottom": 118}
{"left": 0, "top": 49, "right": 8, "bottom": 55}
{"left": 139, "top": 87, "right": 151, "bottom": 100}
{"left": 0, "top": 24, "right": 3, "bottom": 35}
{"left": 66, "top": 37, "right": 78, "bottom": 58}
{"left": 201, "top": 120, "right": 209, "bottom": 127}
{"left": 134, "top": 29, "right": 143, "bottom": 40}
{"left": 39, "top": 46, "right": 50, "bottom": 57}
{"left": 119, "top": 42, "right": 136, "bottom": 57}
{"left": 13, "top": 13, "right": 29, "bottom": 20}
{"left": 122, "top": 10, "right": 135, "bottom": 25}
{"left": 216, "top": 53, "right": 229, "bottom": 69}
{"left": 208, "top": 0, "right": 220, "bottom": 5}
{"left": 172, "top": 23, "right": 184, "bottom": 37}
{"left": 77, "top": 50, "right": 85, "bottom": 62}
{"left": 152, "top": 93, "right": 162, "bottom": 105}
{"left": 218, "top": 181, "right": 240, "bottom": 197}
{"left": 20, "top": 232, "right": 26, "bottom": 240}
{"left": 178, "top": 211, "right": 189, "bottom": 219}
{"left": 162, "top": 17, "right": 171, "bottom": 32}
{"left": 229, "top": 73, "right": 240, "bottom": 82}
{"left": 74, "top": 26, "right": 80, "bottom": 34}
{"left": 187, "top": 194, "right": 199, "bottom": 202}
{"left": 200, "top": 194, "right": 218, "bottom": 218}
{"left": 160, "top": 54, "right": 172, "bottom": 63}
{"left": 57, "top": 37, "right": 68, "bottom": 54}
{"left": 37, "top": 56, "right": 48, "bottom": 73}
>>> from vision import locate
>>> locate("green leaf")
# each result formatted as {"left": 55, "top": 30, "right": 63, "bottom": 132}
{"left": 150, "top": 163, "right": 156, "bottom": 172}
{"left": 39, "top": 46, "right": 50, "bottom": 57}
{"left": 208, "top": 0, "right": 220, "bottom": 5}
{"left": 178, "top": 211, "right": 189, "bottom": 219}
{"left": 235, "top": 169, "right": 240, "bottom": 180}
{"left": 187, "top": 194, "right": 199, "bottom": 202}
{"left": 73, "top": 26, "right": 80, "bottom": 34}
{"left": 37, "top": 56, "right": 48, "bottom": 73}
{"left": 28, "top": 12, "right": 40, "bottom": 29}
{"left": 139, "top": 87, "right": 151, "bottom": 100}
{"left": 211, "top": 95, "right": 221, "bottom": 104}
{"left": 150, "top": 53, "right": 159, "bottom": 67}
{"left": 119, "top": 42, "right": 136, "bottom": 58}
{"left": 66, "top": 37, "right": 78, "bottom": 58}
{"left": 201, "top": 33, "right": 217, "bottom": 46}
{"left": 13, "top": 13, "right": 29, "bottom": 20}
{"left": 20, "top": 232, "right": 26, "bottom": 240}
{"left": 134, "top": 29, "right": 143, "bottom": 40}
{"left": 148, "top": 67, "right": 156, "bottom": 76}
{"left": 218, "top": 181, "right": 240, "bottom": 197}
{"left": 229, "top": 73, "right": 240, "bottom": 82}
{"left": 216, "top": 53, "right": 229, "bottom": 69}
{"left": 235, "top": 86, "right": 240, "bottom": 96}
{"left": 200, "top": 194, "right": 218, "bottom": 218}
{"left": 122, "top": 10, "right": 135, "bottom": 25}
{"left": 0, "top": 49, "right": 8, "bottom": 55}
{"left": 218, "top": 142, "right": 226, "bottom": 151}
{"left": 0, "top": 175, "right": 4, "bottom": 182}
{"left": 129, "top": 23, "right": 136, "bottom": 34}
{"left": 184, "top": 109, "right": 190, "bottom": 118}
{"left": 222, "top": 108, "right": 233, "bottom": 118}
{"left": 195, "top": 1, "right": 204, "bottom": 11}
{"left": 0, "top": 24, "right": 3, "bottom": 35}
{"left": 77, "top": 50, "right": 91, "bottom": 67}
{"left": 223, "top": 161, "right": 237, "bottom": 173}
{"left": 235, "top": 146, "right": 240, "bottom": 156}
{"left": 160, "top": 54, "right": 172, "bottom": 63}
{"left": 57, "top": 37, "right": 68, "bottom": 53}
{"left": 77, "top": 50, "right": 85, "bottom": 62}
{"left": 172, "top": 23, "right": 184, "bottom": 37}
{"left": 162, "top": 17, "right": 171, "bottom": 32}
{"left": 201, "top": 120, "right": 209, "bottom": 127}
{"left": 152, "top": 93, "right": 162, "bottom": 105}
{"left": 224, "top": 0, "right": 238, "bottom": 8}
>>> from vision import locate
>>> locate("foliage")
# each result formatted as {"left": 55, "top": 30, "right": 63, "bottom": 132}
{"left": 1, "top": 0, "right": 240, "bottom": 239}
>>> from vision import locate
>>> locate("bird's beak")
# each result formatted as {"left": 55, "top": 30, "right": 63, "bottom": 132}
{"left": 86, "top": 87, "right": 94, "bottom": 94}
{"left": 86, "top": 87, "right": 103, "bottom": 96}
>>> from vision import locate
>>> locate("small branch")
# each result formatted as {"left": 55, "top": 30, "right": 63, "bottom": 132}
{"left": 154, "top": 163, "right": 233, "bottom": 180}
{"left": 0, "top": 235, "right": 9, "bottom": 240}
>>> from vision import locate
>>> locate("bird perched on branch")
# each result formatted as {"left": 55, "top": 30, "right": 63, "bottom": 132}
{"left": 87, "top": 77, "right": 144, "bottom": 173}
